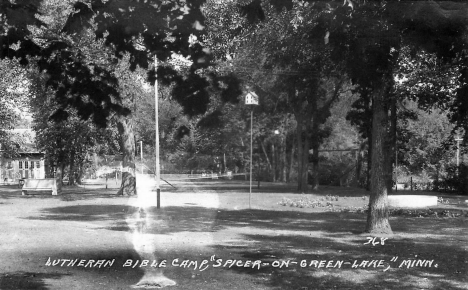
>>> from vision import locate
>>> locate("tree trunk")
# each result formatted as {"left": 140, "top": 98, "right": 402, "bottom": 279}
{"left": 281, "top": 135, "right": 287, "bottom": 182}
{"left": 68, "top": 148, "right": 76, "bottom": 186}
{"left": 310, "top": 116, "right": 320, "bottom": 190}
{"left": 117, "top": 115, "right": 137, "bottom": 196}
{"left": 241, "top": 137, "right": 246, "bottom": 179}
{"left": 223, "top": 152, "right": 226, "bottom": 173}
{"left": 365, "top": 83, "right": 393, "bottom": 235}
{"left": 288, "top": 136, "right": 295, "bottom": 183}
{"left": 311, "top": 143, "right": 319, "bottom": 191}
{"left": 76, "top": 162, "right": 84, "bottom": 185}
{"left": 384, "top": 95, "right": 397, "bottom": 192}
{"left": 296, "top": 114, "right": 305, "bottom": 192}
{"left": 356, "top": 142, "right": 365, "bottom": 187}
{"left": 55, "top": 162, "right": 64, "bottom": 192}
{"left": 296, "top": 111, "right": 311, "bottom": 193}
{"left": 300, "top": 133, "right": 310, "bottom": 193}
{"left": 366, "top": 136, "right": 372, "bottom": 191}
{"left": 295, "top": 108, "right": 311, "bottom": 193}
{"left": 271, "top": 144, "right": 276, "bottom": 182}
{"left": 259, "top": 139, "right": 272, "bottom": 177}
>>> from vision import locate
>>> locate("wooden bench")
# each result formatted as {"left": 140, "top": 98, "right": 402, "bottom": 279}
{"left": 22, "top": 179, "right": 59, "bottom": 195}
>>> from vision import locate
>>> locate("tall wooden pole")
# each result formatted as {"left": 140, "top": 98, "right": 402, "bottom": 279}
{"left": 155, "top": 57, "right": 160, "bottom": 208}
{"left": 245, "top": 91, "right": 258, "bottom": 209}
{"left": 249, "top": 109, "right": 253, "bottom": 209}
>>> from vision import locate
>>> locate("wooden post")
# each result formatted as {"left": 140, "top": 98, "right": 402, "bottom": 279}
{"left": 245, "top": 91, "right": 259, "bottom": 208}
{"left": 249, "top": 109, "right": 253, "bottom": 208}
{"left": 155, "top": 57, "right": 161, "bottom": 209}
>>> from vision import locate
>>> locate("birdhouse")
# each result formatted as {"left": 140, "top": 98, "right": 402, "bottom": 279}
{"left": 245, "top": 91, "right": 259, "bottom": 105}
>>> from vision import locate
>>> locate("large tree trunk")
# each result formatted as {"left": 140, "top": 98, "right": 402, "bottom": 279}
{"left": 384, "top": 95, "right": 397, "bottom": 192}
{"left": 366, "top": 136, "right": 372, "bottom": 191}
{"left": 390, "top": 96, "right": 398, "bottom": 190}
{"left": 117, "top": 115, "right": 137, "bottom": 196}
{"left": 365, "top": 83, "right": 393, "bottom": 235}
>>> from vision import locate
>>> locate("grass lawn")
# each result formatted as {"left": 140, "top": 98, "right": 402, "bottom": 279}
{"left": 0, "top": 179, "right": 466, "bottom": 290}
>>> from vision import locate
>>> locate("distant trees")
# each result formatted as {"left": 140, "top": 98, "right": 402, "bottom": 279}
{"left": 204, "top": 1, "right": 348, "bottom": 192}
{"left": 0, "top": 59, "right": 30, "bottom": 152}
{"left": 29, "top": 70, "right": 118, "bottom": 186}
{"left": 393, "top": 48, "right": 460, "bottom": 188}
{"left": 402, "top": 103, "right": 455, "bottom": 180}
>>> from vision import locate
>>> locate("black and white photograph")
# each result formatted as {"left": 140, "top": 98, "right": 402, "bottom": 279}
{"left": 0, "top": 0, "right": 467, "bottom": 289}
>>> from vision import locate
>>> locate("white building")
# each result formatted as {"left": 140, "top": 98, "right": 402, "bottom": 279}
{"left": 0, "top": 128, "right": 46, "bottom": 184}
{"left": 1, "top": 153, "right": 45, "bottom": 182}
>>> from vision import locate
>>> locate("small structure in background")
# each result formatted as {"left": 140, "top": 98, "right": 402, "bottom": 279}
{"left": 1, "top": 153, "right": 45, "bottom": 183}
{"left": 245, "top": 91, "right": 259, "bottom": 105}
{"left": 0, "top": 129, "right": 45, "bottom": 185}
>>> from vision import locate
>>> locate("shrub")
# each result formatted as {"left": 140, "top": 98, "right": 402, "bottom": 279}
{"left": 434, "top": 164, "right": 468, "bottom": 194}
{"left": 278, "top": 197, "right": 334, "bottom": 208}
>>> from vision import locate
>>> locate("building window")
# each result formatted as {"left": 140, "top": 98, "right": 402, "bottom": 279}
{"left": 31, "top": 161, "right": 34, "bottom": 169}
{"left": 36, "top": 161, "right": 40, "bottom": 168}
{"left": 19, "top": 161, "right": 23, "bottom": 169}
{"left": 25, "top": 161, "right": 29, "bottom": 169}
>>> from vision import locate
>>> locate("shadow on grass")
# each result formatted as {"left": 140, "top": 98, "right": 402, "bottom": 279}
{"left": 25, "top": 205, "right": 366, "bottom": 234}
{"left": 24, "top": 205, "right": 222, "bottom": 234}
{"left": 212, "top": 231, "right": 467, "bottom": 289}
{"left": 22, "top": 204, "right": 467, "bottom": 289}
{"left": 25, "top": 204, "right": 467, "bottom": 238}
{"left": 0, "top": 272, "right": 68, "bottom": 290}
{"left": 24, "top": 204, "right": 132, "bottom": 222}
{"left": 9, "top": 249, "right": 152, "bottom": 290}
{"left": 0, "top": 185, "right": 122, "bottom": 201}
{"left": 0, "top": 186, "right": 180, "bottom": 202}
{"left": 0, "top": 185, "right": 23, "bottom": 199}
